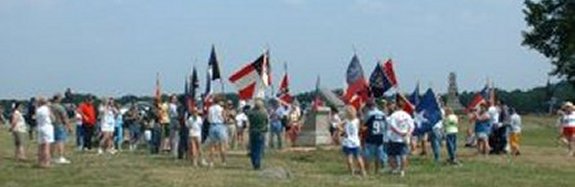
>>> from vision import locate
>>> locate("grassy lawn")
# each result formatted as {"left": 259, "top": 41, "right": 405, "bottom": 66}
{"left": 0, "top": 116, "right": 574, "bottom": 187}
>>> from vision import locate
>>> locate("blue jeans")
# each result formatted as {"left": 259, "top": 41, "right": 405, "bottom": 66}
{"left": 150, "top": 125, "right": 162, "bottom": 154}
{"left": 130, "top": 124, "right": 141, "bottom": 145}
{"left": 430, "top": 130, "right": 443, "bottom": 162}
{"left": 250, "top": 132, "right": 266, "bottom": 170}
{"left": 363, "top": 143, "right": 388, "bottom": 167}
{"left": 75, "top": 125, "right": 84, "bottom": 148}
{"left": 270, "top": 122, "right": 283, "bottom": 149}
{"left": 445, "top": 133, "right": 457, "bottom": 162}
{"left": 114, "top": 126, "right": 123, "bottom": 149}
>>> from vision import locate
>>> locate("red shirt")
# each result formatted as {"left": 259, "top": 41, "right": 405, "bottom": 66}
{"left": 78, "top": 102, "right": 96, "bottom": 126}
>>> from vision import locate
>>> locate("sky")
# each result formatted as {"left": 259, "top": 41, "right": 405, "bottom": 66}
{"left": 0, "top": 0, "right": 553, "bottom": 99}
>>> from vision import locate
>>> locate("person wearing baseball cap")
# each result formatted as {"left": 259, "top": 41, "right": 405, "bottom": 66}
{"left": 559, "top": 102, "right": 575, "bottom": 157}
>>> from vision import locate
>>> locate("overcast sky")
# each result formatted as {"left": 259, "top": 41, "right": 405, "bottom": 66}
{"left": 0, "top": 0, "right": 553, "bottom": 99}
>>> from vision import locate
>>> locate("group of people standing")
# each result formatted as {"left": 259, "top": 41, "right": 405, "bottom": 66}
{"left": 2, "top": 94, "right": 304, "bottom": 170}
{"left": 330, "top": 98, "right": 418, "bottom": 177}
{"left": 328, "top": 97, "right": 528, "bottom": 177}
{"left": 5, "top": 91, "right": 575, "bottom": 176}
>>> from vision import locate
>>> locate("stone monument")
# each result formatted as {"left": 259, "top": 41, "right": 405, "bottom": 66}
{"left": 295, "top": 106, "right": 332, "bottom": 147}
{"left": 446, "top": 72, "right": 465, "bottom": 113}
{"left": 295, "top": 88, "right": 343, "bottom": 147}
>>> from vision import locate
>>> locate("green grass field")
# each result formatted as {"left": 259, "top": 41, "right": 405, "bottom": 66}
{"left": 0, "top": 116, "right": 574, "bottom": 187}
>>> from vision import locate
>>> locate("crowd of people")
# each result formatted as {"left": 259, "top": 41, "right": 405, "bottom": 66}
{"left": 327, "top": 97, "right": 530, "bottom": 177}
{"left": 0, "top": 94, "right": 303, "bottom": 170}
{"left": 2, "top": 93, "right": 575, "bottom": 177}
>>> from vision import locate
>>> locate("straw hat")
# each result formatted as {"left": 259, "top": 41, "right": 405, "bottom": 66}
{"left": 562, "top": 101, "right": 575, "bottom": 110}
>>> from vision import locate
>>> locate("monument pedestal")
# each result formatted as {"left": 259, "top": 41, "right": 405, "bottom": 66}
{"left": 295, "top": 107, "right": 332, "bottom": 147}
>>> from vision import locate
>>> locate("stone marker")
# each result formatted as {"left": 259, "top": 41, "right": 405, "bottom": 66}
{"left": 295, "top": 106, "right": 332, "bottom": 147}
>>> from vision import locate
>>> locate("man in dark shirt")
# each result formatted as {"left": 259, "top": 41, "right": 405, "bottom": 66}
{"left": 362, "top": 99, "right": 388, "bottom": 174}
{"left": 247, "top": 99, "right": 269, "bottom": 170}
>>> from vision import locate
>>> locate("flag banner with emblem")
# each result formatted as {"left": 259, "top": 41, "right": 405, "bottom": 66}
{"left": 466, "top": 85, "right": 490, "bottom": 112}
{"left": 343, "top": 55, "right": 369, "bottom": 109}
{"left": 415, "top": 88, "right": 443, "bottom": 133}
{"left": 369, "top": 59, "right": 398, "bottom": 98}
{"left": 229, "top": 51, "right": 271, "bottom": 100}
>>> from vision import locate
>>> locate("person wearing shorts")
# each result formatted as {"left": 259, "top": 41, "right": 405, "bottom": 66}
{"left": 362, "top": 99, "right": 388, "bottom": 174}
{"left": 98, "top": 98, "right": 117, "bottom": 155}
{"left": 158, "top": 101, "right": 171, "bottom": 152}
{"left": 340, "top": 105, "right": 366, "bottom": 176}
{"left": 560, "top": 102, "right": 575, "bottom": 157}
{"left": 36, "top": 97, "right": 54, "bottom": 168}
{"left": 387, "top": 99, "right": 414, "bottom": 177}
{"left": 206, "top": 98, "right": 228, "bottom": 167}
{"left": 235, "top": 106, "right": 249, "bottom": 149}
{"left": 474, "top": 104, "right": 492, "bottom": 155}
{"left": 10, "top": 102, "right": 28, "bottom": 161}
{"left": 51, "top": 95, "right": 72, "bottom": 164}
{"left": 187, "top": 109, "right": 203, "bottom": 166}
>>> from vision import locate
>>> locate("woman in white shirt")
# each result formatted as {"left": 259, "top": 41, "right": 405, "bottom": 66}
{"left": 10, "top": 102, "right": 28, "bottom": 161}
{"left": 339, "top": 105, "right": 366, "bottom": 176}
{"left": 98, "top": 98, "right": 117, "bottom": 155}
{"left": 187, "top": 108, "right": 203, "bottom": 166}
{"left": 35, "top": 97, "right": 54, "bottom": 168}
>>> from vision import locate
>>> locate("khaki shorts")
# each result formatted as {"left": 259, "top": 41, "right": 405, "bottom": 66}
{"left": 13, "top": 132, "right": 25, "bottom": 147}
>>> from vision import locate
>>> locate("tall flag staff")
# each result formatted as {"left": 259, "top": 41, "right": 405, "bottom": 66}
{"left": 209, "top": 45, "right": 224, "bottom": 93}
{"left": 155, "top": 72, "right": 161, "bottom": 104}
{"left": 277, "top": 62, "right": 293, "bottom": 106}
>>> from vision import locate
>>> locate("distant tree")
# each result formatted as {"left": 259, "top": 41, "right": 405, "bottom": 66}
{"left": 522, "top": 0, "right": 575, "bottom": 86}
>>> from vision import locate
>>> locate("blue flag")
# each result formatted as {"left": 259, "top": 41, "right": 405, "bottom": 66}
{"left": 369, "top": 62, "right": 394, "bottom": 98}
{"left": 415, "top": 88, "right": 443, "bottom": 133}
{"left": 408, "top": 83, "right": 420, "bottom": 107}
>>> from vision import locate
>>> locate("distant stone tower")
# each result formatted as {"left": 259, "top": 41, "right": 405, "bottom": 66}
{"left": 446, "top": 72, "right": 464, "bottom": 113}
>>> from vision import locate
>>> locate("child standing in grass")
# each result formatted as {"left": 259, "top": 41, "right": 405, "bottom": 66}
{"left": 509, "top": 108, "right": 522, "bottom": 156}
{"left": 444, "top": 107, "right": 459, "bottom": 164}
{"left": 340, "top": 105, "right": 366, "bottom": 176}
{"left": 187, "top": 108, "right": 203, "bottom": 167}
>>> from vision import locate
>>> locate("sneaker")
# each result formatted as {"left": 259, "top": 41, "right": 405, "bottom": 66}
{"left": 400, "top": 171, "right": 405, "bottom": 177}
{"left": 201, "top": 159, "right": 209, "bottom": 167}
{"left": 208, "top": 162, "right": 214, "bottom": 168}
{"left": 54, "top": 157, "right": 71, "bottom": 164}
{"left": 60, "top": 157, "right": 71, "bottom": 164}
{"left": 97, "top": 149, "right": 103, "bottom": 155}
{"left": 109, "top": 149, "right": 118, "bottom": 155}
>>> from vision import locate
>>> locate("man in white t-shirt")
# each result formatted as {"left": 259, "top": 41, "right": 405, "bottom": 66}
{"left": 206, "top": 98, "right": 227, "bottom": 167}
{"left": 387, "top": 100, "right": 414, "bottom": 177}
{"left": 35, "top": 97, "right": 54, "bottom": 168}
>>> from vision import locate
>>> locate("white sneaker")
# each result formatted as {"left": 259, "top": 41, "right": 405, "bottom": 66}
{"left": 60, "top": 157, "right": 71, "bottom": 164}
{"left": 400, "top": 171, "right": 405, "bottom": 177}
{"left": 201, "top": 159, "right": 209, "bottom": 167}
{"left": 54, "top": 157, "right": 71, "bottom": 164}
{"left": 97, "top": 149, "right": 103, "bottom": 155}
{"left": 109, "top": 149, "right": 118, "bottom": 155}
